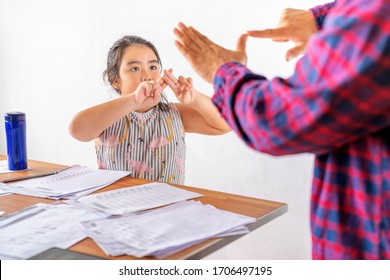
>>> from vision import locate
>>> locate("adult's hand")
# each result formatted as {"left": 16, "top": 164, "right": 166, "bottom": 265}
{"left": 174, "top": 22, "right": 248, "bottom": 83}
{"left": 247, "top": 8, "right": 317, "bottom": 61}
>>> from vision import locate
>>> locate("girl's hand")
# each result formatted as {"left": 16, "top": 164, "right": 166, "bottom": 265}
{"left": 133, "top": 78, "right": 166, "bottom": 110}
{"left": 162, "top": 69, "right": 196, "bottom": 104}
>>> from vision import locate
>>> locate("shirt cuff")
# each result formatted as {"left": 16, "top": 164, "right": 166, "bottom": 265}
{"left": 211, "top": 62, "right": 239, "bottom": 118}
{"left": 310, "top": 1, "right": 336, "bottom": 30}
{"left": 211, "top": 61, "right": 251, "bottom": 129}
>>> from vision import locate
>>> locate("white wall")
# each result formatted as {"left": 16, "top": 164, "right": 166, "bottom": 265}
{"left": 0, "top": 0, "right": 327, "bottom": 259}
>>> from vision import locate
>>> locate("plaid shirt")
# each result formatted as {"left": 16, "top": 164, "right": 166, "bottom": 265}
{"left": 212, "top": 0, "right": 390, "bottom": 259}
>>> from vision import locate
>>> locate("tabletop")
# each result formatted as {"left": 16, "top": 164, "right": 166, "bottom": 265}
{"left": 0, "top": 155, "right": 287, "bottom": 260}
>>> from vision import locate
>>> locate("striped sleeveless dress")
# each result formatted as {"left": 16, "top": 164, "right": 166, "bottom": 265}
{"left": 95, "top": 103, "right": 186, "bottom": 184}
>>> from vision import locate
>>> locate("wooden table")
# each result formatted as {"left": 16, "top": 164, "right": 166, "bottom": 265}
{"left": 0, "top": 155, "right": 287, "bottom": 260}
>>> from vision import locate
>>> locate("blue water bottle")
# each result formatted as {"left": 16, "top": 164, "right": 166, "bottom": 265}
{"left": 5, "top": 112, "right": 28, "bottom": 170}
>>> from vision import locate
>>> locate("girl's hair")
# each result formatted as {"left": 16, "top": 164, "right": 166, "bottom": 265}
{"left": 103, "top": 35, "right": 169, "bottom": 110}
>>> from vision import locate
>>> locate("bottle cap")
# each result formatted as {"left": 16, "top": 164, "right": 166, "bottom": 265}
{"left": 4, "top": 112, "right": 26, "bottom": 122}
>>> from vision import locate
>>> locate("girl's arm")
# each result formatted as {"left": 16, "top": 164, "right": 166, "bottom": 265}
{"left": 176, "top": 91, "right": 231, "bottom": 135}
{"left": 69, "top": 80, "right": 165, "bottom": 142}
{"left": 69, "top": 94, "right": 138, "bottom": 142}
{"left": 163, "top": 70, "right": 231, "bottom": 135}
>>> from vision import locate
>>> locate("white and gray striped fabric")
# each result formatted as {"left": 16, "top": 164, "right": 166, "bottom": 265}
{"left": 95, "top": 103, "right": 186, "bottom": 184}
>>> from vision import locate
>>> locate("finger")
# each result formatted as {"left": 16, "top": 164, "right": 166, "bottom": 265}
{"left": 177, "top": 21, "right": 188, "bottom": 31}
{"left": 153, "top": 87, "right": 163, "bottom": 96}
{"left": 156, "top": 76, "right": 168, "bottom": 89}
{"left": 183, "top": 23, "right": 217, "bottom": 53}
{"left": 174, "top": 23, "right": 203, "bottom": 53}
{"left": 186, "top": 28, "right": 209, "bottom": 51}
{"left": 174, "top": 39, "right": 198, "bottom": 64}
{"left": 151, "top": 81, "right": 164, "bottom": 96}
{"left": 162, "top": 69, "right": 179, "bottom": 87}
{"left": 272, "top": 38, "right": 289, "bottom": 42}
{"left": 188, "top": 25, "right": 214, "bottom": 47}
{"left": 143, "top": 81, "right": 152, "bottom": 92}
{"left": 141, "top": 81, "right": 153, "bottom": 97}
{"left": 174, "top": 29, "right": 202, "bottom": 57}
{"left": 178, "top": 76, "right": 188, "bottom": 85}
{"left": 160, "top": 80, "right": 168, "bottom": 90}
{"left": 162, "top": 68, "right": 173, "bottom": 75}
{"left": 236, "top": 34, "right": 248, "bottom": 52}
{"left": 163, "top": 69, "right": 178, "bottom": 82}
{"left": 162, "top": 75, "right": 177, "bottom": 89}
{"left": 247, "top": 27, "right": 289, "bottom": 40}
{"left": 156, "top": 75, "right": 165, "bottom": 85}
{"left": 154, "top": 80, "right": 163, "bottom": 91}
{"left": 177, "top": 76, "right": 190, "bottom": 91}
{"left": 286, "top": 43, "right": 306, "bottom": 62}
{"left": 185, "top": 77, "right": 193, "bottom": 87}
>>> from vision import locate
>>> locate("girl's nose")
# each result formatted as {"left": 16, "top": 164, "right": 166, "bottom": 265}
{"left": 141, "top": 72, "right": 152, "bottom": 82}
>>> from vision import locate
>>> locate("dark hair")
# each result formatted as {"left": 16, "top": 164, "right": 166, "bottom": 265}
{"left": 103, "top": 35, "right": 169, "bottom": 109}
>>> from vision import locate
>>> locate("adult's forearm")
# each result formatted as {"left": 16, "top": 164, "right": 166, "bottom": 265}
{"left": 212, "top": 1, "right": 390, "bottom": 156}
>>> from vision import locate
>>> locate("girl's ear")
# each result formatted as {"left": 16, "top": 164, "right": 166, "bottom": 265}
{"left": 112, "top": 78, "right": 121, "bottom": 91}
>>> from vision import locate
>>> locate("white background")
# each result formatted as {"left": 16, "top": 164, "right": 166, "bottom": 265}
{"left": 0, "top": 0, "right": 327, "bottom": 259}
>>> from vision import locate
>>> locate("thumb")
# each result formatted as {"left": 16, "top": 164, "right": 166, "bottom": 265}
{"left": 236, "top": 34, "right": 248, "bottom": 53}
{"left": 286, "top": 43, "right": 306, "bottom": 62}
{"left": 152, "top": 81, "right": 163, "bottom": 96}
{"left": 141, "top": 81, "right": 151, "bottom": 95}
{"left": 156, "top": 76, "right": 168, "bottom": 90}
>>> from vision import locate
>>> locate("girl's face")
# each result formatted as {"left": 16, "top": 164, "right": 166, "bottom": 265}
{"left": 113, "top": 44, "right": 161, "bottom": 95}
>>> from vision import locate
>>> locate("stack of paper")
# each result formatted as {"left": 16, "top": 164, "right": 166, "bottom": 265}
{"left": 81, "top": 200, "right": 256, "bottom": 258}
{"left": 68, "top": 182, "right": 203, "bottom": 215}
{"left": 1, "top": 178, "right": 256, "bottom": 259}
{"left": 1, "top": 165, "right": 130, "bottom": 199}
{"left": 0, "top": 182, "right": 11, "bottom": 196}
{"left": 0, "top": 203, "right": 103, "bottom": 260}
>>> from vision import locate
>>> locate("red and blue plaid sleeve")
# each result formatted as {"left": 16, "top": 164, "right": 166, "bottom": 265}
{"left": 310, "top": 1, "right": 336, "bottom": 30}
{"left": 212, "top": 0, "right": 390, "bottom": 156}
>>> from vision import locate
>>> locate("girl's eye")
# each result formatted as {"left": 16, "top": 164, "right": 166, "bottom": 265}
{"left": 150, "top": 65, "right": 159, "bottom": 71}
{"left": 130, "top": 67, "right": 140, "bottom": 72}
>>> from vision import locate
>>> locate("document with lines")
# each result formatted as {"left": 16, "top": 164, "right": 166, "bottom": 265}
{"left": 81, "top": 200, "right": 255, "bottom": 258}
{"left": 1, "top": 165, "right": 130, "bottom": 199}
{"left": 68, "top": 182, "right": 203, "bottom": 215}
{"left": 0, "top": 203, "right": 102, "bottom": 260}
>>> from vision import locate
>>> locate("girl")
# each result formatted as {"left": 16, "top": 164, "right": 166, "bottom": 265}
{"left": 68, "top": 35, "right": 230, "bottom": 184}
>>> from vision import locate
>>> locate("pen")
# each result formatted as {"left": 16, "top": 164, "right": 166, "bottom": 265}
{"left": 1, "top": 166, "right": 72, "bottom": 183}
